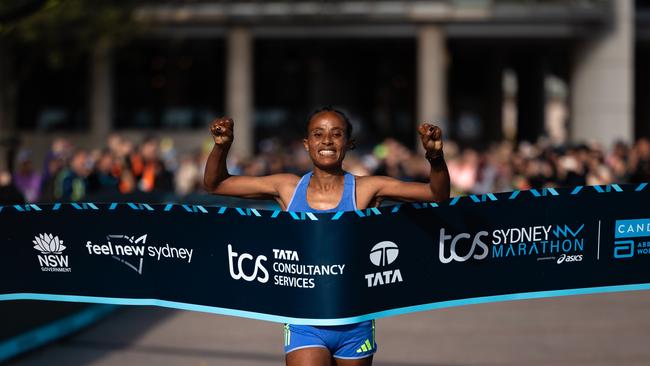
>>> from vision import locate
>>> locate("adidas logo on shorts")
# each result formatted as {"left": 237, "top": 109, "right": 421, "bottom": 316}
{"left": 356, "top": 339, "right": 374, "bottom": 353}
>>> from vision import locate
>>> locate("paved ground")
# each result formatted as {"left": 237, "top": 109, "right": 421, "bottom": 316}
{"left": 7, "top": 291, "right": 650, "bottom": 366}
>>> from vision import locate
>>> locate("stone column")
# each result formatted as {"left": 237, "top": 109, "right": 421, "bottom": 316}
{"left": 417, "top": 25, "right": 447, "bottom": 149}
{"left": 0, "top": 41, "right": 18, "bottom": 172}
{"left": 485, "top": 54, "right": 504, "bottom": 142}
{"left": 571, "top": 0, "right": 633, "bottom": 147}
{"left": 515, "top": 52, "right": 546, "bottom": 143}
{"left": 226, "top": 27, "right": 254, "bottom": 159}
{"left": 90, "top": 38, "right": 113, "bottom": 147}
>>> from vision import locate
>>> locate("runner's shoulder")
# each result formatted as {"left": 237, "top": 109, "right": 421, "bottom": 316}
{"left": 265, "top": 173, "right": 301, "bottom": 190}
{"left": 354, "top": 175, "right": 396, "bottom": 195}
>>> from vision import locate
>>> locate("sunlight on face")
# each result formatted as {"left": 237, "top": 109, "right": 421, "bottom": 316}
{"left": 304, "top": 111, "right": 351, "bottom": 168}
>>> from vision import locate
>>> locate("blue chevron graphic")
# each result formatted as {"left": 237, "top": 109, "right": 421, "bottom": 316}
{"left": 593, "top": 184, "right": 622, "bottom": 193}
{"left": 71, "top": 202, "right": 99, "bottom": 210}
{"left": 570, "top": 186, "right": 583, "bottom": 195}
{"left": 355, "top": 208, "right": 381, "bottom": 217}
{"left": 411, "top": 202, "right": 439, "bottom": 209}
{"left": 51, "top": 203, "right": 99, "bottom": 210}
{"left": 164, "top": 204, "right": 208, "bottom": 213}
{"left": 553, "top": 224, "right": 585, "bottom": 238}
{"left": 236, "top": 208, "right": 262, "bottom": 217}
{"left": 288, "top": 211, "right": 318, "bottom": 220}
{"left": 530, "top": 188, "right": 559, "bottom": 197}
{"left": 469, "top": 194, "right": 498, "bottom": 203}
{"left": 10, "top": 204, "right": 42, "bottom": 212}
{"left": 108, "top": 203, "right": 154, "bottom": 211}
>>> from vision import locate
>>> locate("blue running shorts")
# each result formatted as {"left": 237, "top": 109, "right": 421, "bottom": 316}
{"left": 284, "top": 320, "right": 376, "bottom": 359}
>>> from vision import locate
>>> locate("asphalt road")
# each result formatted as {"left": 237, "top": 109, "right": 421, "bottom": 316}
{"left": 7, "top": 291, "right": 650, "bottom": 366}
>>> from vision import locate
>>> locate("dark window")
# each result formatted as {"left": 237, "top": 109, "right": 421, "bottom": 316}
{"left": 636, "top": 41, "right": 650, "bottom": 138}
{"left": 114, "top": 38, "right": 225, "bottom": 129}
{"left": 14, "top": 42, "right": 89, "bottom": 131}
{"left": 254, "top": 39, "right": 416, "bottom": 149}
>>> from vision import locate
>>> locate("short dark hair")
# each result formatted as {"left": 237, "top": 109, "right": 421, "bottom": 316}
{"left": 306, "top": 106, "right": 353, "bottom": 138}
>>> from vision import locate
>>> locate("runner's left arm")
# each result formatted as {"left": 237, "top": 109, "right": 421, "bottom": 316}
{"left": 365, "top": 124, "right": 450, "bottom": 203}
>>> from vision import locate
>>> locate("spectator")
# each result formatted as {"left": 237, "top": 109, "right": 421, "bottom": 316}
{"left": 129, "top": 136, "right": 174, "bottom": 193}
{"left": 175, "top": 152, "right": 201, "bottom": 196}
{"left": 39, "top": 155, "right": 66, "bottom": 203}
{"left": 13, "top": 150, "right": 42, "bottom": 203}
{"left": 0, "top": 171, "right": 26, "bottom": 205}
{"left": 4, "top": 131, "right": 649, "bottom": 204}
{"left": 630, "top": 138, "right": 650, "bottom": 183}
{"left": 57, "top": 149, "right": 92, "bottom": 202}
{"left": 87, "top": 149, "right": 120, "bottom": 196}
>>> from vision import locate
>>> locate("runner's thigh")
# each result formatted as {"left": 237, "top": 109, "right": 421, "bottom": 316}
{"left": 286, "top": 347, "right": 332, "bottom": 366}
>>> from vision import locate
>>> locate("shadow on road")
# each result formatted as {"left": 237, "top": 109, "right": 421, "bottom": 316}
{"left": 6, "top": 306, "right": 175, "bottom": 365}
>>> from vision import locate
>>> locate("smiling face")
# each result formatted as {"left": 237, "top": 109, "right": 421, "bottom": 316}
{"left": 303, "top": 111, "right": 353, "bottom": 170}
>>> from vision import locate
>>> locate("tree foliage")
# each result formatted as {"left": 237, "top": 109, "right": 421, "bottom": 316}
{"left": 0, "top": 0, "right": 145, "bottom": 67}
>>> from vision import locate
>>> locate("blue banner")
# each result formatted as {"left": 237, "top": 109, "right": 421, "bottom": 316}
{"left": 1, "top": 183, "right": 650, "bottom": 325}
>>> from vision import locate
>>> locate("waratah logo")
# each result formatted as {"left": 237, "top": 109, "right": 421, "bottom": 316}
{"left": 33, "top": 233, "right": 71, "bottom": 272}
{"left": 33, "top": 233, "right": 66, "bottom": 254}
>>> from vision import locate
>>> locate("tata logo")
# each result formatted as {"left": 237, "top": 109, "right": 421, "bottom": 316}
{"left": 369, "top": 241, "right": 399, "bottom": 267}
{"left": 365, "top": 241, "right": 403, "bottom": 287}
{"left": 227, "top": 244, "right": 269, "bottom": 283}
{"left": 438, "top": 228, "right": 489, "bottom": 264}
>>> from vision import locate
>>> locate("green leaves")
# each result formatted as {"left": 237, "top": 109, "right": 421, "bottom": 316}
{"left": 1, "top": 0, "right": 144, "bottom": 50}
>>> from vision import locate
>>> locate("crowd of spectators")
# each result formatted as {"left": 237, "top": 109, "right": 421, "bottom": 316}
{"left": 1, "top": 134, "right": 178, "bottom": 204}
{"left": 1, "top": 133, "right": 649, "bottom": 206}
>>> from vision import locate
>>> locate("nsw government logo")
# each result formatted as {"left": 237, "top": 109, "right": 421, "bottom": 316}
{"left": 365, "top": 241, "right": 403, "bottom": 288}
{"left": 33, "top": 233, "right": 71, "bottom": 272}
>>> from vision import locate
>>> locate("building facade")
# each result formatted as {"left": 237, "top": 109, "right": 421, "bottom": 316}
{"left": 0, "top": 0, "right": 642, "bottom": 170}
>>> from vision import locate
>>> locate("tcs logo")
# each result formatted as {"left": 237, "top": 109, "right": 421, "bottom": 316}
{"left": 438, "top": 228, "right": 489, "bottom": 264}
{"left": 227, "top": 244, "right": 269, "bottom": 283}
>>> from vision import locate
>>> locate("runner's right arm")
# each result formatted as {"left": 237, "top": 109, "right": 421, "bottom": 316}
{"left": 203, "top": 117, "right": 298, "bottom": 204}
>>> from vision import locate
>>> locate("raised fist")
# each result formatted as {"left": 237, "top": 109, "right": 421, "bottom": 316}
{"left": 210, "top": 117, "right": 234, "bottom": 146}
{"left": 418, "top": 123, "right": 443, "bottom": 153}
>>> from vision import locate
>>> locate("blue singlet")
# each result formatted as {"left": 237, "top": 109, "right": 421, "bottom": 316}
{"left": 284, "top": 171, "right": 377, "bottom": 359}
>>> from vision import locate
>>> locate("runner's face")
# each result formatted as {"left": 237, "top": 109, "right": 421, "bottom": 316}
{"left": 304, "top": 112, "right": 350, "bottom": 168}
